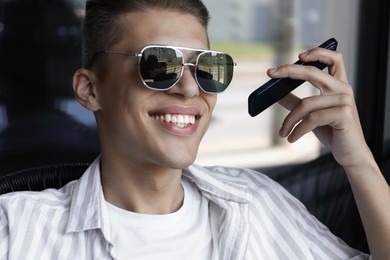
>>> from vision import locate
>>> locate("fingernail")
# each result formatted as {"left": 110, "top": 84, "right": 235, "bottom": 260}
{"left": 269, "top": 67, "right": 278, "bottom": 73}
{"left": 299, "top": 51, "right": 309, "bottom": 57}
{"left": 279, "top": 128, "right": 286, "bottom": 137}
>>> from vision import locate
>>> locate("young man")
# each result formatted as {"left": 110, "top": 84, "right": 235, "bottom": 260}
{"left": 1, "top": 0, "right": 389, "bottom": 259}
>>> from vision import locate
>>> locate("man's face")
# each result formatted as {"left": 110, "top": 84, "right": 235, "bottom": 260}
{"left": 93, "top": 10, "right": 217, "bottom": 170}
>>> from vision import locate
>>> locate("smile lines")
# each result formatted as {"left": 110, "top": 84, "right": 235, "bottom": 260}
{"left": 152, "top": 114, "right": 196, "bottom": 128}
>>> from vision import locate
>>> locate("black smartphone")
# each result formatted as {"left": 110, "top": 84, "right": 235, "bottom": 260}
{"left": 248, "top": 38, "right": 338, "bottom": 117}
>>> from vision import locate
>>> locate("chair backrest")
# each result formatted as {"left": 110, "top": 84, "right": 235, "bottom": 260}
{"left": 0, "top": 162, "right": 90, "bottom": 194}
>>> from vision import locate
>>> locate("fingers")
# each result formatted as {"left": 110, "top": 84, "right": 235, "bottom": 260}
{"left": 268, "top": 48, "right": 351, "bottom": 95}
{"left": 277, "top": 92, "right": 300, "bottom": 112}
{"left": 299, "top": 48, "right": 349, "bottom": 82}
{"left": 281, "top": 108, "right": 334, "bottom": 143}
{"left": 266, "top": 46, "right": 369, "bottom": 168}
{"left": 279, "top": 93, "right": 356, "bottom": 142}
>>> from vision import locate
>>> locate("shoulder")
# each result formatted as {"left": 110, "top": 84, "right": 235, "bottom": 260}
{"left": 0, "top": 180, "right": 77, "bottom": 216}
{"left": 188, "top": 164, "right": 369, "bottom": 259}
{"left": 192, "top": 163, "right": 288, "bottom": 192}
{"left": 189, "top": 163, "right": 306, "bottom": 213}
{"left": 187, "top": 163, "right": 297, "bottom": 204}
{"left": 0, "top": 157, "right": 101, "bottom": 216}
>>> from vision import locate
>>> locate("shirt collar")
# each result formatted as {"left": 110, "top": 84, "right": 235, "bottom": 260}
{"left": 65, "top": 155, "right": 111, "bottom": 239}
{"left": 183, "top": 164, "right": 252, "bottom": 204}
{"left": 183, "top": 164, "right": 252, "bottom": 260}
{"left": 64, "top": 157, "right": 252, "bottom": 236}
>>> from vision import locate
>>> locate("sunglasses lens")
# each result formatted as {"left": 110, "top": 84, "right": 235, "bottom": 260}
{"left": 139, "top": 47, "right": 182, "bottom": 90}
{"left": 139, "top": 47, "right": 234, "bottom": 93}
{"left": 196, "top": 52, "right": 234, "bottom": 93}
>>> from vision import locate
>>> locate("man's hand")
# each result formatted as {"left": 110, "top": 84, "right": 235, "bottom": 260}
{"left": 268, "top": 48, "right": 372, "bottom": 170}
{"left": 268, "top": 47, "right": 390, "bottom": 259}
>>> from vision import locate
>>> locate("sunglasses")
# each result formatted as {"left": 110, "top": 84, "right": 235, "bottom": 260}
{"left": 91, "top": 45, "right": 237, "bottom": 94}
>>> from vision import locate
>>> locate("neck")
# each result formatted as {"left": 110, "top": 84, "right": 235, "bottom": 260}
{"left": 100, "top": 155, "right": 184, "bottom": 215}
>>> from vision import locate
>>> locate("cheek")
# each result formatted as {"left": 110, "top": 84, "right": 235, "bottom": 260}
{"left": 96, "top": 70, "right": 141, "bottom": 109}
{"left": 200, "top": 94, "right": 217, "bottom": 133}
{"left": 206, "top": 94, "right": 217, "bottom": 113}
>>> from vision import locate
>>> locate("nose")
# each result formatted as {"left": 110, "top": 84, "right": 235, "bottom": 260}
{"left": 166, "top": 64, "right": 199, "bottom": 98}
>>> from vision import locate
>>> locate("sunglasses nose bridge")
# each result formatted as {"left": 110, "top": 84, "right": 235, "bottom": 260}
{"left": 182, "top": 62, "right": 196, "bottom": 69}
{"left": 170, "top": 62, "right": 200, "bottom": 97}
{"left": 181, "top": 62, "right": 197, "bottom": 78}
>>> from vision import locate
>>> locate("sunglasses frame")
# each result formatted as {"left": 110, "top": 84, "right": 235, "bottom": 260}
{"left": 92, "top": 45, "right": 236, "bottom": 94}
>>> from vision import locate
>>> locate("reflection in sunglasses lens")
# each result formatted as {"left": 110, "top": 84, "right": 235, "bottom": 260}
{"left": 140, "top": 47, "right": 182, "bottom": 90}
{"left": 197, "top": 53, "right": 233, "bottom": 93}
{"left": 139, "top": 47, "right": 234, "bottom": 93}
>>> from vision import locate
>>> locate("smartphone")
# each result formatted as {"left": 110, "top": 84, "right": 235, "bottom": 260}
{"left": 248, "top": 38, "right": 338, "bottom": 117}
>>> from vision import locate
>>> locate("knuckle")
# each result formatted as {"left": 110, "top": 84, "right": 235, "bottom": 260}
{"left": 299, "top": 97, "right": 312, "bottom": 109}
{"left": 280, "top": 64, "right": 294, "bottom": 72}
{"left": 306, "top": 112, "right": 319, "bottom": 122}
{"left": 306, "top": 65, "right": 319, "bottom": 74}
{"left": 344, "top": 85, "right": 354, "bottom": 95}
{"left": 338, "top": 93, "right": 354, "bottom": 105}
{"left": 338, "top": 105, "right": 354, "bottom": 117}
{"left": 333, "top": 51, "right": 344, "bottom": 62}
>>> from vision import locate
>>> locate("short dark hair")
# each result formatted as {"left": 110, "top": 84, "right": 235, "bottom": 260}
{"left": 82, "top": 0, "right": 210, "bottom": 69}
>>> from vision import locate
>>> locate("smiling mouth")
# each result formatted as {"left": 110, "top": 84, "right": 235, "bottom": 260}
{"left": 151, "top": 114, "right": 196, "bottom": 128}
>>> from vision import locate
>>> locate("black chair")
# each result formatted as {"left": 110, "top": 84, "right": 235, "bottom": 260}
{"left": 0, "top": 162, "right": 90, "bottom": 194}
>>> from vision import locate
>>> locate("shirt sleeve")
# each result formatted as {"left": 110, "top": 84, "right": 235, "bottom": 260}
{"left": 275, "top": 171, "right": 375, "bottom": 260}
{"left": 0, "top": 203, "right": 10, "bottom": 260}
{"left": 243, "top": 169, "right": 371, "bottom": 259}
{"left": 280, "top": 188, "right": 369, "bottom": 259}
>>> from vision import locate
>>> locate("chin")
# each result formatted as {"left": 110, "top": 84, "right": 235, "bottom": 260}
{"left": 160, "top": 153, "right": 197, "bottom": 170}
{"left": 168, "top": 157, "right": 196, "bottom": 170}
{"left": 156, "top": 145, "right": 199, "bottom": 169}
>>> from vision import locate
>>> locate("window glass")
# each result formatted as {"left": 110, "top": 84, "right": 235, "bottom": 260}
{"left": 196, "top": 0, "right": 360, "bottom": 168}
{"left": 0, "top": 0, "right": 99, "bottom": 172}
{"left": 0, "top": 0, "right": 362, "bottom": 170}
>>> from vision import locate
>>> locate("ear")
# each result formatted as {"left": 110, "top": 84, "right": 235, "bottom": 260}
{"left": 73, "top": 68, "right": 101, "bottom": 112}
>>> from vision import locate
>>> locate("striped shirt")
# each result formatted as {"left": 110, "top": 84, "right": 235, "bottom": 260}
{"left": 0, "top": 157, "right": 370, "bottom": 259}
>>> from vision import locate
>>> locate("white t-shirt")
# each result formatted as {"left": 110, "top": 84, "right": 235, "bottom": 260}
{"left": 106, "top": 178, "right": 218, "bottom": 260}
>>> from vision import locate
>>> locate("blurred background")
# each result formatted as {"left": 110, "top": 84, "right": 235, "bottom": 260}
{"left": 0, "top": 0, "right": 98, "bottom": 172}
{"left": 198, "top": 0, "right": 360, "bottom": 167}
{"left": 0, "top": 0, "right": 388, "bottom": 254}
{"left": 0, "top": 0, "right": 388, "bottom": 171}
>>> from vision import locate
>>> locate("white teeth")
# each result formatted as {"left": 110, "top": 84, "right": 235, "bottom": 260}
{"left": 153, "top": 114, "right": 196, "bottom": 128}
{"left": 178, "top": 115, "right": 184, "bottom": 124}
{"left": 184, "top": 115, "right": 190, "bottom": 124}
